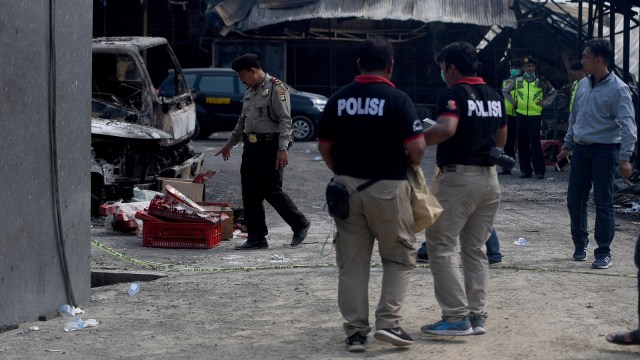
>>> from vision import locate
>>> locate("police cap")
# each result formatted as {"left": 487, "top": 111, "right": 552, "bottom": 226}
{"left": 523, "top": 56, "right": 536, "bottom": 65}
{"left": 231, "top": 53, "right": 261, "bottom": 71}
{"left": 509, "top": 59, "right": 523, "bottom": 67}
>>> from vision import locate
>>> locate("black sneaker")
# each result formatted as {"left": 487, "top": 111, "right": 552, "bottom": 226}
{"left": 345, "top": 333, "right": 367, "bottom": 353}
{"left": 374, "top": 327, "right": 414, "bottom": 346}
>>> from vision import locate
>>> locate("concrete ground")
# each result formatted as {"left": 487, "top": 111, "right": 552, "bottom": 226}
{"left": 1, "top": 137, "right": 639, "bottom": 359}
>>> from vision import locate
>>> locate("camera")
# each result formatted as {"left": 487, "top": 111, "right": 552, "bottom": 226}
{"left": 489, "top": 147, "right": 516, "bottom": 169}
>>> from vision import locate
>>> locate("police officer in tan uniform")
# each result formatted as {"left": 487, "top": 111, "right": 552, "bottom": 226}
{"left": 216, "top": 53, "right": 310, "bottom": 250}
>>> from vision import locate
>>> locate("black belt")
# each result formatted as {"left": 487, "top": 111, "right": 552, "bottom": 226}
{"left": 441, "top": 164, "right": 495, "bottom": 174}
{"left": 244, "top": 133, "right": 279, "bottom": 143}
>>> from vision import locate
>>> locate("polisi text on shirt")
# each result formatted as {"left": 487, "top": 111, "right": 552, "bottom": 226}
{"left": 467, "top": 100, "right": 502, "bottom": 118}
{"left": 337, "top": 97, "right": 386, "bottom": 116}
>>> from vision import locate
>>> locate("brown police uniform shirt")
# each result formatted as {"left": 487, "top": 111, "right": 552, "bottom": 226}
{"left": 228, "top": 73, "right": 292, "bottom": 149}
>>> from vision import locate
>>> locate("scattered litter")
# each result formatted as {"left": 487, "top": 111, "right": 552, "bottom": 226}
{"left": 132, "top": 187, "right": 163, "bottom": 202}
{"left": 232, "top": 229, "right": 242, "bottom": 239}
{"left": 128, "top": 283, "right": 140, "bottom": 296}
{"left": 270, "top": 254, "right": 290, "bottom": 263}
{"left": 84, "top": 319, "right": 98, "bottom": 328}
{"left": 46, "top": 349, "right": 63, "bottom": 352}
{"left": 626, "top": 203, "right": 640, "bottom": 213}
{"left": 28, "top": 326, "right": 39, "bottom": 331}
{"left": 303, "top": 149, "right": 311, "bottom": 154}
{"left": 313, "top": 156, "right": 322, "bottom": 161}
{"left": 58, "top": 305, "right": 84, "bottom": 317}
{"left": 514, "top": 237, "right": 527, "bottom": 246}
{"left": 64, "top": 317, "right": 85, "bottom": 332}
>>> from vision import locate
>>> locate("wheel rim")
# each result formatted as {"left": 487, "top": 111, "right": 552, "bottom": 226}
{"left": 292, "top": 118, "right": 311, "bottom": 140}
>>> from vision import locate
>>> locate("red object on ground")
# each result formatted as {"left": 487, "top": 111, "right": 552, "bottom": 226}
{"left": 99, "top": 202, "right": 119, "bottom": 216}
{"left": 134, "top": 210, "right": 165, "bottom": 223}
{"left": 147, "top": 194, "right": 218, "bottom": 223}
{"left": 164, "top": 185, "right": 207, "bottom": 212}
{"left": 142, "top": 221, "right": 221, "bottom": 249}
{"left": 192, "top": 169, "right": 217, "bottom": 184}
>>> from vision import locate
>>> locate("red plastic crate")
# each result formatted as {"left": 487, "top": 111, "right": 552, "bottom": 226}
{"left": 142, "top": 221, "right": 221, "bottom": 249}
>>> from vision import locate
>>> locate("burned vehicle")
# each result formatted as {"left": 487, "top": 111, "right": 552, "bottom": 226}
{"left": 91, "top": 37, "right": 203, "bottom": 214}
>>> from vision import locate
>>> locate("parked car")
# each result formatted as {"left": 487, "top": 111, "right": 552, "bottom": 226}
{"left": 159, "top": 68, "right": 328, "bottom": 141}
{"left": 91, "top": 37, "right": 203, "bottom": 215}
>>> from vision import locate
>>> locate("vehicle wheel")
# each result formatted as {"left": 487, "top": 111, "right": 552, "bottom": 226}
{"left": 291, "top": 116, "right": 315, "bottom": 141}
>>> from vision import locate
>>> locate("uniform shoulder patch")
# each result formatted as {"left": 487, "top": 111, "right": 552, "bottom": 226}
{"left": 446, "top": 100, "right": 457, "bottom": 111}
{"left": 271, "top": 76, "right": 282, "bottom": 85}
{"left": 278, "top": 89, "right": 286, "bottom": 101}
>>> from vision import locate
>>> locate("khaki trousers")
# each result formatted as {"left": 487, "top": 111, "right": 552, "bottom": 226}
{"left": 425, "top": 165, "right": 500, "bottom": 321}
{"left": 333, "top": 175, "right": 416, "bottom": 336}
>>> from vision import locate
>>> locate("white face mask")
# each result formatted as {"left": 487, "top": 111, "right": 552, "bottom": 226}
{"left": 440, "top": 69, "right": 446, "bottom": 83}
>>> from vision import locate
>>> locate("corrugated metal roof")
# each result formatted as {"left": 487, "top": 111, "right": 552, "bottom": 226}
{"left": 228, "top": 0, "right": 518, "bottom": 31}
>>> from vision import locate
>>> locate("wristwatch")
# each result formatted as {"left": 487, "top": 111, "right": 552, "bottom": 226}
{"left": 279, "top": 145, "right": 288, "bottom": 151}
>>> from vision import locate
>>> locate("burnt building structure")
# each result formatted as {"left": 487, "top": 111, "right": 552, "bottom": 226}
{"left": 93, "top": 0, "right": 638, "bottom": 135}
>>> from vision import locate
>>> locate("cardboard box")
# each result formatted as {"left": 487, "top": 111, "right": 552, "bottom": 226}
{"left": 156, "top": 177, "right": 205, "bottom": 203}
{"left": 198, "top": 202, "right": 234, "bottom": 240}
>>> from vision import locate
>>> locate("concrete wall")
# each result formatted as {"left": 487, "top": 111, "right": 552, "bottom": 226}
{"left": 0, "top": 1, "right": 92, "bottom": 325}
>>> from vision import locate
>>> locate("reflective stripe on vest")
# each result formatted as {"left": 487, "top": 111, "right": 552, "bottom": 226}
{"left": 515, "top": 77, "right": 543, "bottom": 116}
{"left": 569, "top": 80, "right": 580, "bottom": 112}
{"left": 502, "top": 79, "right": 516, "bottom": 116}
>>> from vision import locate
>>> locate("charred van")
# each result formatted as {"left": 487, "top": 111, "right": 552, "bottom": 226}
{"left": 91, "top": 37, "right": 203, "bottom": 214}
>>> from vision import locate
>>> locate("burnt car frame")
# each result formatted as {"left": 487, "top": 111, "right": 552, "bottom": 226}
{"left": 91, "top": 37, "right": 203, "bottom": 214}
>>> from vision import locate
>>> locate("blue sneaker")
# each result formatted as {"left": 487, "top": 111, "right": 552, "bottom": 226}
{"left": 469, "top": 316, "right": 486, "bottom": 335}
{"left": 592, "top": 256, "right": 612, "bottom": 269}
{"left": 572, "top": 248, "right": 587, "bottom": 261}
{"left": 420, "top": 317, "right": 473, "bottom": 336}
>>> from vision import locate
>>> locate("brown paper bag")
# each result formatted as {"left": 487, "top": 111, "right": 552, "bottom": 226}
{"left": 406, "top": 165, "right": 443, "bottom": 233}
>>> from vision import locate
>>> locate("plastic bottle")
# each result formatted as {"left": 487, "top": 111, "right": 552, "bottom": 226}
{"left": 514, "top": 237, "right": 527, "bottom": 246}
{"left": 64, "top": 317, "right": 85, "bottom": 332}
{"left": 58, "top": 304, "right": 73, "bottom": 318}
{"left": 128, "top": 283, "right": 140, "bottom": 296}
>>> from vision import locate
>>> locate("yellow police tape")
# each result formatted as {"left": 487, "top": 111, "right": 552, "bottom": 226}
{"left": 91, "top": 239, "right": 636, "bottom": 278}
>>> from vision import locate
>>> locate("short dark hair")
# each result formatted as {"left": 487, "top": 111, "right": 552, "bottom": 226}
{"left": 585, "top": 39, "right": 612, "bottom": 65}
{"left": 358, "top": 37, "right": 394, "bottom": 72}
{"left": 509, "top": 59, "right": 523, "bottom": 67}
{"left": 435, "top": 41, "right": 477, "bottom": 76}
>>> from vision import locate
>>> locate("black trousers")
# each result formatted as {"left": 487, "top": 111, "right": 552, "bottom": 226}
{"left": 240, "top": 138, "right": 308, "bottom": 241}
{"left": 516, "top": 114, "right": 546, "bottom": 176}
{"left": 504, "top": 114, "right": 517, "bottom": 159}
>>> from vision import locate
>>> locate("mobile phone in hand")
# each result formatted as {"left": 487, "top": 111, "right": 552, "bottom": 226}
{"left": 555, "top": 155, "right": 571, "bottom": 171}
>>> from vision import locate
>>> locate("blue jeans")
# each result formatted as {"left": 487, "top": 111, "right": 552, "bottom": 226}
{"left": 486, "top": 228, "right": 502, "bottom": 263}
{"left": 419, "top": 228, "right": 501, "bottom": 262}
{"left": 566, "top": 143, "right": 619, "bottom": 258}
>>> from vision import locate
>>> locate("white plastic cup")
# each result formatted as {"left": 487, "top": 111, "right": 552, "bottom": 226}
{"left": 128, "top": 283, "right": 140, "bottom": 296}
